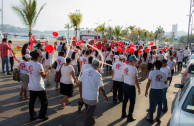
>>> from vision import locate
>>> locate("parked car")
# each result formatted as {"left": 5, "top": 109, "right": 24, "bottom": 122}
{"left": 186, "top": 54, "right": 194, "bottom": 66}
{"left": 181, "top": 60, "right": 194, "bottom": 84}
{"left": 169, "top": 78, "right": 194, "bottom": 126}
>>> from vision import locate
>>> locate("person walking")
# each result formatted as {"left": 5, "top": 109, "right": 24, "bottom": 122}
{"left": 21, "top": 43, "right": 30, "bottom": 56}
{"left": 176, "top": 50, "right": 184, "bottom": 72}
{"left": 71, "top": 51, "right": 80, "bottom": 76}
{"left": 79, "top": 59, "right": 108, "bottom": 126}
{"left": 157, "top": 51, "right": 164, "bottom": 60}
{"left": 167, "top": 56, "right": 176, "bottom": 85}
{"left": 19, "top": 54, "right": 31, "bottom": 99}
{"left": 140, "top": 51, "right": 148, "bottom": 79}
{"left": 0, "top": 38, "right": 13, "bottom": 75}
{"left": 60, "top": 57, "right": 77, "bottom": 107}
{"left": 147, "top": 51, "right": 156, "bottom": 75}
{"left": 122, "top": 55, "right": 141, "bottom": 122}
{"left": 8, "top": 40, "right": 14, "bottom": 73}
{"left": 57, "top": 42, "right": 63, "bottom": 56}
{"left": 183, "top": 47, "right": 190, "bottom": 65}
{"left": 145, "top": 60, "right": 167, "bottom": 123}
{"left": 105, "top": 47, "right": 113, "bottom": 74}
{"left": 112, "top": 55, "right": 125, "bottom": 103}
{"left": 27, "top": 50, "right": 51, "bottom": 121}
{"left": 36, "top": 43, "right": 43, "bottom": 63}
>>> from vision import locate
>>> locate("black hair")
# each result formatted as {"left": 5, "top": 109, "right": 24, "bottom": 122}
{"left": 8, "top": 40, "right": 12, "bottom": 43}
{"left": 89, "top": 49, "right": 92, "bottom": 54}
{"left": 82, "top": 50, "right": 86, "bottom": 55}
{"left": 86, "top": 50, "right": 90, "bottom": 55}
{"left": 59, "top": 51, "right": 66, "bottom": 56}
{"left": 88, "top": 56, "right": 94, "bottom": 64}
{"left": 36, "top": 43, "right": 42, "bottom": 48}
{"left": 169, "top": 50, "right": 172, "bottom": 56}
{"left": 102, "top": 48, "right": 105, "bottom": 52}
{"left": 155, "top": 60, "right": 163, "bottom": 69}
{"left": 46, "top": 51, "right": 49, "bottom": 59}
{"left": 60, "top": 42, "right": 63, "bottom": 45}
{"left": 95, "top": 50, "right": 98, "bottom": 57}
{"left": 30, "top": 50, "right": 40, "bottom": 60}
{"left": 61, "top": 43, "right": 66, "bottom": 52}
{"left": 71, "top": 52, "right": 76, "bottom": 60}
{"left": 2, "top": 38, "right": 7, "bottom": 42}
{"left": 107, "top": 47, "right": 111, "bottom": 51}
{"left": 150, "top": 51, "right": 153, "bottom": 60}
{"left": 66, "top": 57, "right": 71, "bottom": 64}
{"left": 143, "top": 52, "right": 147, "bottom": 62}
{"left": 22, "top": 43, "right": 29, "bottom": 56}
{"left": 162, "top": 59, "right": 167, "bottom": 64}
{"left": 22, "top": 56, "right": 27, "bottom": 61}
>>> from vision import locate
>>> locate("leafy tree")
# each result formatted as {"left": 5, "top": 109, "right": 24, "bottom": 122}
{"left": 95, "top": 23, "right": 106, "bottom": 41}
{"left": 64, "top": 23, "right": 72, "bottom": 41}
{"left": 113, "top": 25, "right": 123, "bottom": 41}
{"left": 13, "top": 0, "right": 46, "bottom": 42}
{"left": 155, "top": 26, "right": 165, "bottom": 43}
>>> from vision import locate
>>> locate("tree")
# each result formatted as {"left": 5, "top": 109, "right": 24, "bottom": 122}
{"left": 154, "top": 32, "right": 159, "bottom": 44}
{"left": 13, "top": 0, "right": 46, "bottom": 42}
{"left": 143, "top": 30, "right": 149, "bottom": 43}
{"left": 155, "top": 26, "right": 165, "bottom": 43}
{"left": 128, "top": 25, "right": 136, "bottom": 41}
{"left": 64, "top": 23, "right": 72, "bottom": 41}
{"left": 69, "top": 12, "right": 83, "bottom": 39}
{"left": 106, "top": 26, "right": 114, "bottom": 40}
{"left": 121, "top": 28, "right": 129, "bottom": 39}
{"left": 113, "top": 25, "right": 123, "bottom": 41}
{"left": 95, "top": 23, "right": 106, "bottom": 41}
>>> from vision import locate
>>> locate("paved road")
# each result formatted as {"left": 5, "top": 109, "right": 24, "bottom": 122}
{"left": 0, "top": 58, "right": 182, "bottom": 126}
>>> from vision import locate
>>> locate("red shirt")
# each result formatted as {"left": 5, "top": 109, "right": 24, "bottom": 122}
{"left": 0, "top": 42, "right": 12, "bottom": 57}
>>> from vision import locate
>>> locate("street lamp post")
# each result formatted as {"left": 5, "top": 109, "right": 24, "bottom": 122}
{"left": 187, "top": 0, "right": 193, "bottom": 47}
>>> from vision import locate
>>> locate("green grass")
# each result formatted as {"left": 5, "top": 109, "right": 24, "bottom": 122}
{"left": 13, "top": 48, "right": 22, "bottom": 51}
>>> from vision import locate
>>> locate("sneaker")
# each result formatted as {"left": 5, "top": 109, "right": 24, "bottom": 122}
{"left": 146, "top": 117, "right": 154, "bottom": 123}
{"left": 39, "top": 116, "right": 49, "bottom": 120}
{"left": 127, "top": 117, "right": 136, "bottom": 122}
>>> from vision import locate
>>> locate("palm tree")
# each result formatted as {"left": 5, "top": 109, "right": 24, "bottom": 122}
{"left": 155, "top": 26, "right": 165, "bottom": 43}
{"left": 154, "top": 32, "right": 159, "bottom": 45}
{"left": 113, "top": 25, "right": 123, "bottom": 41}
{"left": 64, "top": 23, "right": 72, "bottom": 41}
{"left": 106, "top": 26, "right": 114, "bottom": 39}
{"left": 121, "top": 28, "right": 129, "bottom": 39}
{"left": 95, "top": 23, "right": 106, "bottom": 41}
{"left": 128, "top": 25, "right": 136, "bottom": 41}
{"left": 13, "top": 0, "right": 46, "bottom": 42}
{"left": 69, "top": 12, "right": 83, "bottom": 39}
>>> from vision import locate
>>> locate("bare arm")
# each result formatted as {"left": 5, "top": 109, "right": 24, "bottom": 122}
{"left": 40, "top": 66, "right": 51, "bottom": 78}
{"left": 99, "top": 87, "right": 108, "bottom": 101}
{"left": 70, "top": 70, "right": 77, "bottom": 84}
{"left": 145, "top": 79, "right": 151, "bottom": 97}
{"left": 134, "top": 75, "right": 141, "bottom": 95}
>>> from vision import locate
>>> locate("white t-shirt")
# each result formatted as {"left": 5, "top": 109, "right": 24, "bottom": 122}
{"left": 177, "top": 53, "right": 184, "bottom": 62}
{"left": 105, "top": 51, "right": 113, "bottom": 61}
{"left": 19, "top": 60, "right": 28, "bottom": 74}
{"left": 141, "top": 57, "right": 148, "bottom": 64}
{"left": 123, "top": 65, "right": 138, "bottom": 85}
{"left": 43, "top": 50, "right": 55, "bottom": 66}
{"left": 148, "top": 70, "right": 167, "bottom": 89}
{"left": 26, "top": 49, "right": 30, "bottom": 54}
{"left": 8, "top": 44, "right": 13, "bottom": 57}
{"left": 160, "top": 66, "right": 171, "bottom": 88}
{"left": 27, "top": 61, "right": 45, "bottom": 91}
{"left": 167, "top": 60, "right": 176, "bottom": 70}
{"left": 82, "top": 64, "right": 92, "bottom": 72}
{"left": 148, "top": 54, "right": 156, "bottom": 64}
{"left": 157, "top": 53, "right": 164, "bottom": 60}
{"left": 81, "top": 56, "right": 88, "bottom": 65}
{"left": 71, "top": 54, "right": 79, "bottom": 65}
{"left": 184, "top": 50, "right": 190, "bottom": 57}
{"left": 56, "top": 56, "right": 66, "bottom": 71}
{"left": 80, "top": 68, "right": 104, "bottom": 101}
{"left": 60, "top": 65, "right": 74, "bottom": 84}
{"left": 112, "top": 61, "right": 125, "bottom": 82}
{"left": 114, "top": 47, "right": 117, "bottom": 52}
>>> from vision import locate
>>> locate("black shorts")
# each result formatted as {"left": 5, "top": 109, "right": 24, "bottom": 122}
{"left": 147, "top": 63, "right": 153, "bottom": 70}
{"left": 60, "top": 83, "right": 73, "bottom": 97}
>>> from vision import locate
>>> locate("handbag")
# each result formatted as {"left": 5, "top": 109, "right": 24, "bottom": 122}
{"left": 13, "top": 68, "right": 20, "bottom": 82}
{"left": 52, "top": 61, "right": 57, "bottom": 69}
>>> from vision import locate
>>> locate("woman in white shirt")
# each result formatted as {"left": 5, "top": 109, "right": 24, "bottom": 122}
{"left": 19, "top": 54, "right": 31, "bottom": 99}
{"left": 140, "top": 51, "right": 148, "bottom": 79}
{"left": 60, "top": 57, "right": 77, "bottom": 107}
{"left": 71, "top": 51, "right": 80, "bottom": 76}
{"left": 54, "top": 51, "right": 66, "bottom": 88}
{"left": 105, "top": 47, "right": 113, "bottom": 74}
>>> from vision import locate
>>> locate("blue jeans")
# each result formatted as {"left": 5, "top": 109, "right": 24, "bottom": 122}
{"left": 1, "top": 56, "right": 9, "bottom": 74}
{"left": 149, "top": 89, "right": 163, "bottom": 119}
{"left": 163, "top": 88, "right": 168, "bottom": 111}
{"left": 122, "top": 84, "right": 136, "bottom": 118}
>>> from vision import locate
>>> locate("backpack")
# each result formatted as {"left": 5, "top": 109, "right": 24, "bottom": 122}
{"left": 13, "top": 68, "right": 20, "bottom": 82}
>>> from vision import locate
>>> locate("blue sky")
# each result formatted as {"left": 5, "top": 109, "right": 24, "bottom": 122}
{"left": 3, "top": 0, "right": 191, "bottom": 32}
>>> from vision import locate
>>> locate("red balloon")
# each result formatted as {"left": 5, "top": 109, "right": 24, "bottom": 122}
{"left": 126, "top": 48, "right": 130, "bottom": 52}
{"left": 122, "top": 49, "right": 125, "bottom": 52}
{"left": 130, "top": 44, "right": 134, "bottom": 47}
{"left": 138, "top": 50, "right": 143, "bottom": 54}
{"left": 72, "top": 37, "right": 76, "bottom": 40}
{"left": 81, "top": 40, "right": 85, "bottom": 43}
{"left": 121, "top": 42, "right": 124, "bottom": 45}
{"left": 16, "top": 45, "right": 20, "bottom": 49}
{"left": 130, "top": 48, "right": 135, "bottom": 53}
{"left": 161, "top": 48, "right": 165, "bottom": 52}
{"left": 53, "top": 32, "right": 58, "bottom": 37}
{"left": 45, "top": 45, "right": 54, "bottom": 53}
{"left": 112, "top": 40, "right": 114, "bottom": 43}
{"left": 166, "top": 47, "right": 168, "bottom": 50}
{"left": 150, "top": 42, "right": 154, "bottom": 45}
{"left": 145, "top": 48, "right": 150, "bottom": 52}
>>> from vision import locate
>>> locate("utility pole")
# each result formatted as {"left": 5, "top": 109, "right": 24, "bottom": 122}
{"left": 187, "top": 0, "right": 193, "bottom": 47}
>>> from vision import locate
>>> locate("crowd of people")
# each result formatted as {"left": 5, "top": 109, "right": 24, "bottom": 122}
{"left": 0, "top": 37, "right": 192, "bottom": 125}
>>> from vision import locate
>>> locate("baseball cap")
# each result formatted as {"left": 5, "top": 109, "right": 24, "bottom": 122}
{"left": 25, "top": 54, "right": 32, "bottom": 59}
{"left": 119, "top": 55, "right": 125, "bottom": 59}
{"left": 128, "top": 55, "right": 138, "bottom": 62}
{"left": 113, "top": 55, "right": 119, "bottom": 59}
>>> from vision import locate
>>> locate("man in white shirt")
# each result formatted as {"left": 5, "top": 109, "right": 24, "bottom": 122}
{"left": 176, "top": 50, "right": 184, "bottom": 72}
{"left": 79, "top": 59, "right": 108, "bottom": 126}
{"left": 27, "top": 50, "right": 51, "bottom": 122}
{"left": 122, "top": 55, "right": 141, "bottom": 122}
{"left": 183, "top": 47, "right": 190, "bottom": 64}
{"left": 112, "top": 55, "right": 125, "bottom": 103}
{"left": 157, "top": 51, "right": 164, "bottom": 60}
{"left": 160, "top": 59, "right": 171, "bottom": 113}
{"left": 145, "top": 60, "right": 167, "bottom": 123}
{"left": 167, "top": 56, "right": 176, "bottom": 85}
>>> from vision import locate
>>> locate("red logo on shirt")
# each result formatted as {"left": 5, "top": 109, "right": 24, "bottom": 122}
{"left": 20, "top": 63, "right": 26, "bottom": 70}
{"left": 156, "top": 75, "right": 162, "bottom": 82}
{"left": 116, "top": 64, "right": 121, "bottom": 69}
{"left": 28, "top": 65, "right": 33, "bottom": 74}
{"left": 124, "top": 68, "right": 129, "bottom": 74}
{"left": 58, "top": 59, "right": 61, "bottom": 64}
{"left": 88, "top": 71, "right": 93, "bottom": 77}
{"left": 83, "top": 59, "right": 87, "bottom": 64}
